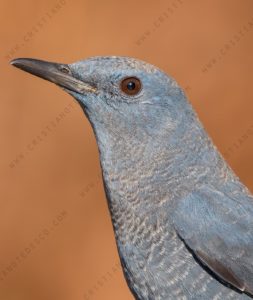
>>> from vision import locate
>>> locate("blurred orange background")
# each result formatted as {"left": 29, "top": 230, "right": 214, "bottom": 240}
{"left": 1, "top": 1, "right": 253, "bottom": 299}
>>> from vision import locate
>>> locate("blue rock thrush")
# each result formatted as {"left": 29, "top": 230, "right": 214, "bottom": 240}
{"left": 11, "top": 56, "right": 253, "bottom": 299}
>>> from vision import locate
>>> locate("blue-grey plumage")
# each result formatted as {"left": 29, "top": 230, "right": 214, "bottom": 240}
{"left": 11, "top": 56, "right": 253, "bottom": 299}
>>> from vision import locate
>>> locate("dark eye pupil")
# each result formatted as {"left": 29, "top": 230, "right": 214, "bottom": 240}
{"left": 127, "top": 81, "right": 136, "bottom": 90}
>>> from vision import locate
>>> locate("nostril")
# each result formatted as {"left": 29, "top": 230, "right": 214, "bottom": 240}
{"left": 59, "top": 66, "right": 70, "bottom": 74}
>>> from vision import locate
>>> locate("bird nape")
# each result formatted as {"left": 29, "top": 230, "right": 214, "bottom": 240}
{"left": 11, "top": 56, "right": 253, "bottom": 300}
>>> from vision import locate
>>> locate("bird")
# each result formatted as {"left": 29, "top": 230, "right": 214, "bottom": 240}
{"left": 10, "top": 56, "right": 253, "bottom": 300}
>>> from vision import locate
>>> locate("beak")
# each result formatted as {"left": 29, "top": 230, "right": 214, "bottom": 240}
{"left": 10, "top": 58, "right": 97, "bottom": 94}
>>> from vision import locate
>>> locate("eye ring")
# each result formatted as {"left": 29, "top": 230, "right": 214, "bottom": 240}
{"left": 120, "top": 77, "right": 142, "bottom": 96}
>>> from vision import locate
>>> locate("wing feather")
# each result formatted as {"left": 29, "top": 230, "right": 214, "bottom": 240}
{"left": 172, "top": 185, "right": 253, "bottom": 295}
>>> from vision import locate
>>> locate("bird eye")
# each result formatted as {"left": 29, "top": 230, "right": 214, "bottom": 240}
{"left": 120, "top": 77, "right": 142, "bottom": 96}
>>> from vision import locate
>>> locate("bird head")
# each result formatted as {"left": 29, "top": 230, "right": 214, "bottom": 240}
{"left": 11, "top": 56, "right": 194, "bottom": 149}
